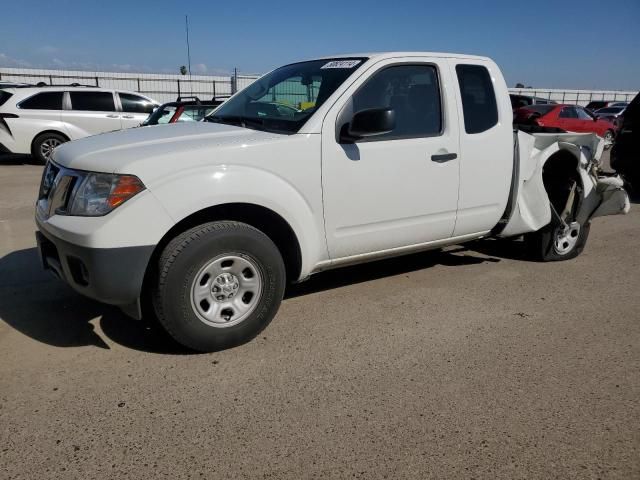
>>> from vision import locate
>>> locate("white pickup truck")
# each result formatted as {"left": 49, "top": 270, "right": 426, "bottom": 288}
{"left": 35, "top": 52, "right": 630, "bottom": 351}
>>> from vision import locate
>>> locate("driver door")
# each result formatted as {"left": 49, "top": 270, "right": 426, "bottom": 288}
{"left": 321, "top": 58, "right": 460, "bottom": 260}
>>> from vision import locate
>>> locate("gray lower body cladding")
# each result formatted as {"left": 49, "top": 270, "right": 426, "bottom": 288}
{"left": 35, "top": 218, "right": 153, "bottom": 314}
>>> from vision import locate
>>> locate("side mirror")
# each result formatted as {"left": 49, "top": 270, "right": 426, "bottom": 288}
{"left": 341, "top": 108, "right": 395, "bottom": 142}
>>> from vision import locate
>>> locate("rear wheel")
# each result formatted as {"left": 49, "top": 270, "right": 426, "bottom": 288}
{"left": 525, "top": 156, "right": 590, "bottom": 261}
{"left": 526, "top": 218, "right": 590, "bottom": 261}
{"left": 603, "top": 129, "right": 614, "bottom": 147}
{"left": 152, "top": 221, "right": 286, "bottom": 352}
{"left": 31, "top": 132, "right": 68, "bottom": 164}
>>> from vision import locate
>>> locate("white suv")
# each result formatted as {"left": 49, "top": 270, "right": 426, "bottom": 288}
{"left": 0, "top": 86, "right": 158, "bottom": 163}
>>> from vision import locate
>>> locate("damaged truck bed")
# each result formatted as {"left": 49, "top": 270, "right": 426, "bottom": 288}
{"left": 498, "top": 131, "right": 630, "bottom": 244}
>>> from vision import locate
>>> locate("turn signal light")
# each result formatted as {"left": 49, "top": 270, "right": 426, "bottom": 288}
{"left": 107, "top": 175, "right": 145, "bottom": 208}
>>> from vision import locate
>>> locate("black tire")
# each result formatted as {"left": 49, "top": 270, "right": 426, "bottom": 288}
{"left": 525, "top": 219, "right": 590, "bottom": 261}
{"left": 152, "top": 221, "right": 286, "bottom": 352}
{"left": 31, "top": 132, "right": 68, "bottom": 164}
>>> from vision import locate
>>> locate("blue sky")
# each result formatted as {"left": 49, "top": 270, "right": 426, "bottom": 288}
{"left": 1, "top": 0, "right": 639, "bottom": 90}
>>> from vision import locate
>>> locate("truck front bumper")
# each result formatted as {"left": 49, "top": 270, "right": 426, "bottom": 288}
{"left": 35, "top": 218, "right": 154, "bottom": 319}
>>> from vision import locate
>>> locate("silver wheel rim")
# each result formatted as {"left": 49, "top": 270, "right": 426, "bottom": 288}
{"left": 190, "top": 254, "right": 263, "bottom": 328}
{"left": 553, "top": 221, "right": 580, "bottom": 255}
{"left": 40, "top": 138, "right": 62, "bottom": 160}
{"left": 604, "top": 131, "right": 613, "bottom": 143}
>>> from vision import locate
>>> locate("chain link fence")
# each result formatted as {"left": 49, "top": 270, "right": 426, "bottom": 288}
{"left": 0, "top": 67, "right": 260, "bottom": 103}
{"left": 508, "top": 88, "right": 637, "bottom": 106}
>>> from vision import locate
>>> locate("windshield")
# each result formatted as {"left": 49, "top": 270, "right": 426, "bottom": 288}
{"left": 205, "top": 58, "right": 367, "bottom": 134}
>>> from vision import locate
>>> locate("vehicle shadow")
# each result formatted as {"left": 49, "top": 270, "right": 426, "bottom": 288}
{"left": 1, "top": 245, "right": 502, "bottom": 353}
{"left": 286, "top": 247, "right": 500, "bottom": 298}
{"left": 462, "top": 237, "right": 532, "bottom": 262}
{"left": 0, "top": 154, "right": 42, "bottom": 166}
{"left": 0, "top": 247, "right": 189, "bottom": 354}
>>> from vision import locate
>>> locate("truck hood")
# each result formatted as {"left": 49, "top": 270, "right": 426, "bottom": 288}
{"left": 52, "top": 122, "right": 283, "bottom": 173}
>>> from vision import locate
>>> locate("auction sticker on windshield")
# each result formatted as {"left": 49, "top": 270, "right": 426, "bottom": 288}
{"left": 321, "top": 60, "right": 362, "bottom": 69}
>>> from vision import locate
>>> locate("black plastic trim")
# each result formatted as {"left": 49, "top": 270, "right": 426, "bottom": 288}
{"left": 35, "top": 219, "right": 154, "bottom": 308}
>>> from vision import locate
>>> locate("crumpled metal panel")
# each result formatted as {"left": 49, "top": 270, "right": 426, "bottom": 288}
{"left": 499, "top": 131, "right": 629, "bottom": 238}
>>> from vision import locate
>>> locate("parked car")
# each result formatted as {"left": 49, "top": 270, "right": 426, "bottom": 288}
{"left": 594, "top": 106, "right": 626, "bottom": 119}
{"left": 611, "top": 93, "right": 639, "bottom": 188}
{"left": 141, "top": 96, "right": 227, "bottom": 126}
{"left": 0, "top": 85, "right": 158, "bottom": 163}
{"left": 585, "top": 100, "right": 629, "bottom": 111}
{"left": 35, "top": 52, "right": 629, "bottom": 352}
{"left": 509, "top": 94, "right": 556, "bottom": 110}
{"left": 514, "top": 104, "right": 616, "bottom": 143}
{"left": 594, "top": 106, "right": 627, "bottom": 130}
{"left": 0, "top": 81, "right": 32, "bottom": 88}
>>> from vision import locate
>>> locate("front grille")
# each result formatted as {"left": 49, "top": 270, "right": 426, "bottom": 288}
{"left": 37, "top": 161, "right": 80, "bottom": 219}
{"left": 39, "top": 161, "right": 59, "bottom": 199}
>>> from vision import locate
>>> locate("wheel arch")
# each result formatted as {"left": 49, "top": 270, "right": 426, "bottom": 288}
{"left": 141, "top": 202, "right": 303, "bottom": 307}
{"left": 30, "top": 129, "right": 70, "bottom": 152}
{"left": 541, "top": 147, "right": 583, "bottom": 215}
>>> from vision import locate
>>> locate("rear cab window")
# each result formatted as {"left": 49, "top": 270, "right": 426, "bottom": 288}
{"left": 69, "top": 91, "right": 116, "bottom": 111}
{"left": 456, "top": 64, "right": 498, "bottom": 134}
{"left": 18, "top": 92, "right": 64, "bottom": 110}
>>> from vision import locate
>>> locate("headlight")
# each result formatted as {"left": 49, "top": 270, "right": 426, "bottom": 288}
{"left": 67, "top": 172, "right": 145, "bottom": 216}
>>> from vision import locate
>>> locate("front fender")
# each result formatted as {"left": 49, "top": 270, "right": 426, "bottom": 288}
{"left": 149, "top": 164, "right": 327, "bottom": 279}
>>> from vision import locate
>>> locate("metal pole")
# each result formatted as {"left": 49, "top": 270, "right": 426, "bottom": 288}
{"left": 232, "top": 68, "right": 238, "bottom": 94}
{"left": 185, "top": 15, "right": 192, "bottom": 76}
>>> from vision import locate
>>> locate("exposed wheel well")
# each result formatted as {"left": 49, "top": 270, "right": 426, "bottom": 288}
{"left": 542, "top": 149, "right": 582, "bottom": 215}
{"left": 142, "top": 203, "right": 303, "bottom": 303}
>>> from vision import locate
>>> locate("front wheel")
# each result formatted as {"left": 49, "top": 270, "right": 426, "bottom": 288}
{"left": 152, "top": 221, "right": 286, "bottom": 352}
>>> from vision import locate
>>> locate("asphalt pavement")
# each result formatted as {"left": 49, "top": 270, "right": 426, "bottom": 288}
{"left": 0, "top": 153, "right": 638, "bottom": 479}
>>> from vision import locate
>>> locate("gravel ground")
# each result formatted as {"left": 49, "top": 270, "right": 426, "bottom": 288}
{"left": 0, "top": 153, "right": 638, "bottom": 479}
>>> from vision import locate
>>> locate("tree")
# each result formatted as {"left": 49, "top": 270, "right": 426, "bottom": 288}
{"left": 515, "top": 83, "right": 525, "bottom": 88}
{"left": 179, "top": 65, "right": 187, "bottom": 75}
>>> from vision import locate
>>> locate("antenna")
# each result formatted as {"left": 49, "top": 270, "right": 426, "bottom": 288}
{"left": 185, "top": 15, "right": 192, "bottom": 76}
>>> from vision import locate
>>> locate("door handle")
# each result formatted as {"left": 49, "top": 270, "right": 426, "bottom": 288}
{"left": 106, "top": 114, "right": 119, "bottom": 118}
{"left": 431, "top": 153, "right": 457, "bottom": 163}
{"left": 122, "top": 115, "right": 134, "bottom": 119}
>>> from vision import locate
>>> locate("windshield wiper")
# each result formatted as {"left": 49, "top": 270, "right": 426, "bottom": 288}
{"left": 205, "top": 115, "right": 265, "bottom": 130}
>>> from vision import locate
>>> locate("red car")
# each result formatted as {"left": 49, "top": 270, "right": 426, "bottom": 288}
{"left": 514, "top": 104, "right": 616, "bottom": 143}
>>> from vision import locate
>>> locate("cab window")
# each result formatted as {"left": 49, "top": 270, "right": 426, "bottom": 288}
{"left": 456, "top": 64, "right": 498, "bottom": 134}
{"left": 351, "top": 64, "right": 442, "bottom": 140}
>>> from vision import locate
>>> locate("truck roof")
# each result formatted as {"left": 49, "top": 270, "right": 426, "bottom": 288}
{"left": 312, "top": 51, "right": 492, "bottom": 62}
